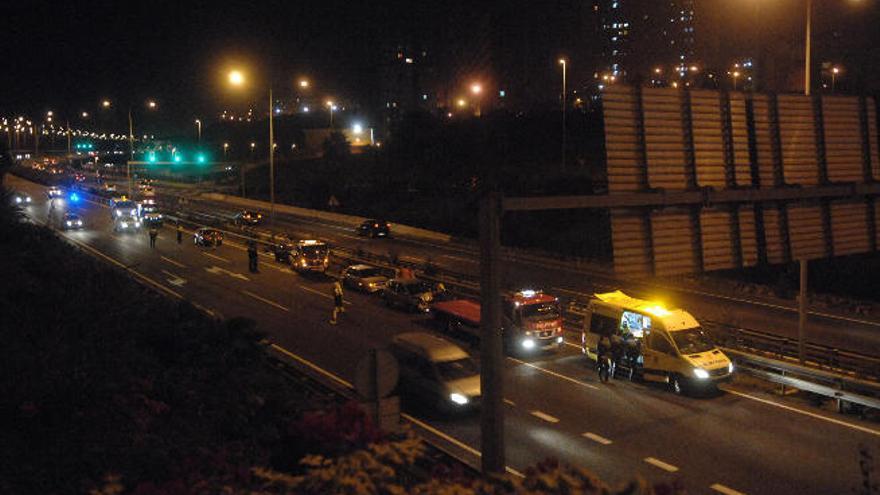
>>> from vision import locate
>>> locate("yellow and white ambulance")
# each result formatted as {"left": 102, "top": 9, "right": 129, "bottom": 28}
{"left": 580, "top": 291, "right": 733, "bottom": 393}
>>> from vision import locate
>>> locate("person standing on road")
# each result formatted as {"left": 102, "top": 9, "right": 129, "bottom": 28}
{"left": 176, "top": 221, "right": 182, "bottom": 244}
{"left": 247, "top": 240, "right": 259, "bottom": 273}
{"left": 148, "top": 225, "right": 158, "bottom": 248}
{"left": 329, "top": 280, "right": 345, "bottom": 325}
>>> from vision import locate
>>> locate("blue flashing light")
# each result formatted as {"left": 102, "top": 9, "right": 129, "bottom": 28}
{"left": 147, "top": 152, "right": 157, "bottom": 163}
{"left": 69, "top": 192, "right": 80, "bottom": 203}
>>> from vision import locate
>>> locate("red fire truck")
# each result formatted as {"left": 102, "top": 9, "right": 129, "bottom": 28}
{"left": 431, "top": 289, "right": 565, "bottom": 353}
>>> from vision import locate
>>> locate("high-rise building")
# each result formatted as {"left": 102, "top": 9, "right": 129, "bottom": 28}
{"left": 592, "top": 1, "right": 631, "bottom": 80}
{"left": 663, "top": 0, "right": 696, "bottom": 77}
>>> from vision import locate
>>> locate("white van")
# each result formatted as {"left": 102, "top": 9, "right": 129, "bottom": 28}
{"left": 389, "top": 332, "right": 481, "bottom": 410}
{"left": 581, "top": 291, "right": 733, "bottom": 393}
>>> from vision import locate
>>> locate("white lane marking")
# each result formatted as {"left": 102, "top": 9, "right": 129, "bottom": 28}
{"left": 160, "top": 256, "right": 186, "bottom": 268}
{"left": 242, "top": 290, "right": 289, "bottom": 312}
{"left": 270, "top": 343, "right": 353, "bottom": 388}
{"left": 582, "top": 432, "right": 613, "bottom": 445}
{"left": 710, "top": 483, "right": 747, "bottom": 495}
{"left": 530, "top": 410, "right": 560, "bottom": 423}
{"left": 724, "top": 388, "right": 880, "bottom": 437}
{"left": 205, "top": 265, "right": 250, "bottom": 281}
{"left": 191, "top": 302, "right": 216, "bottom": 317}
{"left": 508, "top": 357, "right": 599, "bottom": 390}
{"left": 299, "top": 285, "right": 353, "bottom": 305}
{"left": 504, "top": 398, "right": 516, "bottom": 406}
{"left": 644, "top": 457, "right": 679, "bottom": 473}
{"left": 161, "top": 269, "right": 187, "bottom": 287}
{"left": 401, "top": 412, "right": 525, "bottom": 478}
{"left": 202, "top": 252, "right": 230, "bottom": 263}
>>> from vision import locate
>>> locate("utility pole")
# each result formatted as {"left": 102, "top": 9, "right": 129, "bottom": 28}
{"left": 479, "top": 192, "right": 504, "bottom": 474}
{"left": 804, "top": 0, "right": 812, "bottom": 96}
{"left": 798, "top": 259, "right": 808, "bottom": 363}
{"left": 268, "top": 88, "right": 275, "bottom": 225}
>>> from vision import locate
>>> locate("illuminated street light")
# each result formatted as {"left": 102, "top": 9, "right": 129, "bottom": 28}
{"left": 81, "top": 112, "right": 89, "bottom": 118}
{"left": 558, "top": 58, "right": 567, "bottom": 172}
{"left": 831, "top": 66, "right": 841, "bottom": 94}
{"left": 195, "top": 118, "right": 201, "bottom": 144}
{"left": 352, "top": 123, "right": 363, "bottom": 135}
{"left": 228, "top": 70, "right": 245, "bottom": 86}
{"left": 299, "top": 79, "right": 309, "bottom": 88}
{"left": 46, "top": 111, "right": 53, "bottom": 117}
{"left": 102, "top": 100, "right": 111, "bottom": 108}
{"left": 456, "top": 98, "right": 467, "bottom": 108}
{"left": 147, "top": 100, "right": 157, "bottom": 109}
{"left": 470, "top": 83, "right": 482, "bottom": 95}
{"left": 732, "top": 70, "right": 741, "bottom": 90}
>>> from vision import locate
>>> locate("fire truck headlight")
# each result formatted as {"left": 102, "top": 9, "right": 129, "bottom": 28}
{"left": 522, "top": 339, "right": 535, "bottom": 350}
{"left": 693, "top": 368, "right": 710, "bottom": 379}
{"left": 449, "top": 393, "right": 469, "bottom": 405}
{"left": 65, "top": 221, "right": 72, "bottom": 226}
{"left": 728, "top": 363, "right": 734, "bottom": 373}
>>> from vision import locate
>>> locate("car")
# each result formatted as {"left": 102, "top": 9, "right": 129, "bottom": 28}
{"left": 234, "top": 210, "right": 263, "bottom": 226}
{"left": 291, "top": 239, "right": 330, "bottom": 273}
{"left": 73, "top": 173, "right": 86, "bottom": 183}
{"left": 47, "top": 186, "right": 64, "bottom": 199}
{"left": 113, "top": 215, "right": 141, "bottom": 233}
{"left": 388, "top": 332, "right": 481, "bottom": 411}
{"left": 11, "top": 192, "right": 32, "bottom": 205}
{"left": 103, "top": 183, "right": 117, "bottom": 193}
{"left": 356, "top": 219, "right": 391, "bottom": 238}
{"left": 341, "top": 264, "right": 388, "bottom": 293}
{"left": 61, "top": 212, "right": 84, "bottom": 230}
{"left": 382, "top": 278, "right": 434, "bottom": 312}
{"left": 194, "top": 228, "right": 223, "bottom": 247}
{"left": 143, "top": 211, "right": 164, "bottom": 227}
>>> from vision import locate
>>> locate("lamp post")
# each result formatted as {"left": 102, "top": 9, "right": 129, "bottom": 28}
{"left": 128, "top": 100, "right": 157, "bottom": 197}
{"left": 558, "top": 59, "right": 567, "bottom": 172}
{"left": 831, "top": 66, "right": 840, "bottom": 94}
{"left": 223, "top": 142, "right": 229, "bottom": 160}
{"left": 228, "top": 69, "right": 276, "bottom": 224}
{"left": 804, "top": 0, "right": 812, "bottom": 95}
{"left": 326, "top": 100, "right": 337, "bottom": 127}
{"left": 470, "top": 83, "right": 483, "bottom": 117}
{"left": 195, "top": 119, "right": 202, "bottom": 145}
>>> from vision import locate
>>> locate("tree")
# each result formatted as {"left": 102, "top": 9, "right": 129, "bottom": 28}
{"left": 322, "top": 131, "right": 351, "bottom": 164}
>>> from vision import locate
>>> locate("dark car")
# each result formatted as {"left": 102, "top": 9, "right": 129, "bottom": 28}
{"left": 11, "top": 191, "right": 32, "bottom": 205}
{"left": 234, "top": 210, "right": 263, "bottom": 226}
{"left": 61, "top": 212, "right": 84, "bottom": 230}
{"left": 382, "top": 278, "right": 434, "bottom": 313}
{"left": 194, "top": 228, "right": 223, "bottom": 247}
{"left": 342, "top": 264, "right": 388, "bottom": 293}
{"left": 143, "top": 211, "right": 164, "bottom": 227}
{"left": 356, "top": 219, "right": 390, "bottom": 238}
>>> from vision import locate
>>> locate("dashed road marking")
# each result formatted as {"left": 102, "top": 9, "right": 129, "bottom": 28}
{"left": 160, "top": 256, "right": 186, "bottom": 268}
{"left": 299, "top": 285, "right": 353, "bottom": 305}
{"left": 202, "top": 252, "right": 230, "bottom": 263}
{"left": 242, "top": 290, "right": 289, "bottom": 312}
{"left": 582, "top": 432, "right": 613, "bottom": 445}
{"left": 508, "top": 357, "right": 599, "bottom": 390}
{"left": 530, "top": 410, "right": 560, "bottom": 423}
{"left": 644, "top": 457, "right": 678, "bottom": 473}
{"left": 710, "top": 483, "right": 746, "bottom": 495}
{"left": 503, "top": 398, "right": 516, "bottom": 406}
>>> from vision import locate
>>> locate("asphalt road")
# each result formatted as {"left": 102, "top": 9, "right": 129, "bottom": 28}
{"left": 12, "top": 175, "right": 880, "bottom": 495}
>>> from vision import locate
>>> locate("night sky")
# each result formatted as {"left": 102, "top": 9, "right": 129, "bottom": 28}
{"left": 3, "top": 1, "right": 878, "bottom": 133}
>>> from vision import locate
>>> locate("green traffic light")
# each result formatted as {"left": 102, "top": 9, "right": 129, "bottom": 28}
{"left": 148, "top": 152, "right": 157, "bottom": 163}
{"left": 173, "top": 154, "right": 182, "bottom": 163}
{"left": 196, "top": 153, "right": 206, "bottom": 164}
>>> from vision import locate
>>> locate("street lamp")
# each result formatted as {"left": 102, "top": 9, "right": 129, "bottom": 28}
{"left": 470, "top": 82, "right": 483, "bottom": 117}
{"left": 228, "top": 69, "right": 277, "bottom": 224}
{"left": 558, "top": 58, "right": 567, "bottom": 172}
{"left": 831, "top": 66, "right": 841, "bottom": 94}
{"left": 128, "top": 99, "right": 158, "bottom": 197}
{"left": 101, "top": 99, "right": 111, "bottom": 108}
{"left": 326, "top": 100, "right": 337, "bottom": 127}
{"left": 298, "top": 79, "right": 309, "bottom": 89}
{"left": 195, "top": 119, "right": 202, "bottom": 144}
{"left": 223, "top": 142, "right": 229, "bottom": 159}
{"left": 731, "top": 71, "right": 741, "bottom": 91}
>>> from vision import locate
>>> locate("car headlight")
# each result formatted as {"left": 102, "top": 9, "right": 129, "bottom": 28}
{"left": 449, "top": 393, "right": 469, "bottom": 405}
{"left": 693, "top": 368, "right": 710, "bottom": 379}
{"left": 556, "top": 336, "right": 564, "bottom": 344}
{"left": 522, "top": 339, "right": 535, "bottom": 350}
{"left": 76, "top": 220, "right": 82, "bottom": 226}
{"left": 728, "top": 362, "right": 734, "bottom": 373}
{"left": 130, "top": 209, "right": 136, "bottom": 215}
{"left": 120, "top": 221, "right": 128, "bottom": 228}
{"left": 116, "top": 211, "right": 122, "bottom": 216}
{"left": 15, "top": 197, "right": 21, "bottom": 203}
{"left": 135, "top": 221, "right": 141, "bottom": 227}
{"left": 65, "top": 221, "right": 72, "bottom": 226}
{"left": 25, "top": 197, "right": 31, "bottom": 202}
{"left": 301, "top": 260, "right": 308, "bottom": 267}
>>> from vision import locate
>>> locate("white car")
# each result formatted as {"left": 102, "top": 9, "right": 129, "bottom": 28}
{"left": 342, "top": 264, "right": 388, "bottom": 293}
{"left": 47, "top": 186, "right": 64, "bottom": 198}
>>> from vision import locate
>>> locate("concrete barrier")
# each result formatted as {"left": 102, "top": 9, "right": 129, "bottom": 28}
{"left": 198, "top": 192, "right": 455, "bottom": 244}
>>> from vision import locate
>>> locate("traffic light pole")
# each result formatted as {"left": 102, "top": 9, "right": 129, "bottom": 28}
{"left": 479, "top": 192, "right": 504, "bottom": 474}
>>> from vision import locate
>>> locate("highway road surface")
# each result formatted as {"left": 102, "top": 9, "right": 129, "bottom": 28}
{"left": 10, "top": 174, "right": 880, "bottom": 495}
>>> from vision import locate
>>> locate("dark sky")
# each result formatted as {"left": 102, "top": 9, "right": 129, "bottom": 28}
{"left": 2, "top": 0, "right": 878, "bottom": 134}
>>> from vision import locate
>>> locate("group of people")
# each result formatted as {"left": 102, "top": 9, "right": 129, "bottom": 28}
{"left": 146, "top": 221, "right": 183, "bottom": 249}
{"left": 596, "top": 330, "right": 641, "bottom": 380}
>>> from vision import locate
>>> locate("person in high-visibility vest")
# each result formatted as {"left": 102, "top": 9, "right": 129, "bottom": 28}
{"left": 329, "top": 281, "right": 345, "bottom": 325}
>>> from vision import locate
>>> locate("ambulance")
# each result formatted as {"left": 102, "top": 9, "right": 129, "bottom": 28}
{"left": 580, "top": 291, "right": 733, "bottom": 393}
